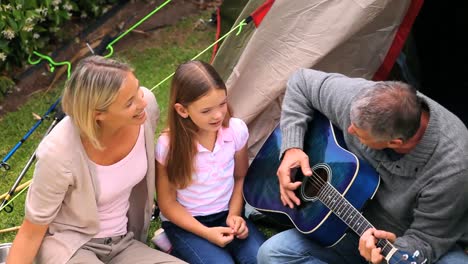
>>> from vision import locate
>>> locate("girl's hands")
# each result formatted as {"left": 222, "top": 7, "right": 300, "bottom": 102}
{"left": 227, "top": 214, "right": 249, "bottom": 239}
{"left": 204, "top": 226, "right": 235, "bottom": 247}
{"left": 202, "top": 215, "right": 250, "bottom": 247}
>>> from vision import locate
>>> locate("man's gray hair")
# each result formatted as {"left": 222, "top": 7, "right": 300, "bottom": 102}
{"left": 350, "top": 81, "right": 422, "bottom": 141}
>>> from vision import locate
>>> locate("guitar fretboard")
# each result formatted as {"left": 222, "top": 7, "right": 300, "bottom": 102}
{"left": 317, "top": 182, "right": 395, "bottom": 257}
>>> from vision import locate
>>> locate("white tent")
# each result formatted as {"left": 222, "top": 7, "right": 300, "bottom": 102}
{"left": 212, "top": 0, "right": 423, "bottom": 160}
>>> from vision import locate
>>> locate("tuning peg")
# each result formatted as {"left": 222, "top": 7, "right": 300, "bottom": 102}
{"left": 411, "top": 250, "right": 428, "bottom": 264}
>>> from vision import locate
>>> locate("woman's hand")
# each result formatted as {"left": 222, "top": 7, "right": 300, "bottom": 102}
{"left": 227, "top": 214, "right": 249, "bottom": 239}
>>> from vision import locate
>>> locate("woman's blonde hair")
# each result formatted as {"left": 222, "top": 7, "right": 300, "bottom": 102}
{"left": 61, "top": 55, "right": 133, "bottom": 149}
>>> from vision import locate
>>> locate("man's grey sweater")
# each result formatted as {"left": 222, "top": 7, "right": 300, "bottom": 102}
{"left": 280, "top": 68, "right": 468, "bottom": 263}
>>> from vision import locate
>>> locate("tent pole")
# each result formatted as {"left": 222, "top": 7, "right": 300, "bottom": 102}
{"left": 0, "top": 109, "right": 65, "bottom": 213}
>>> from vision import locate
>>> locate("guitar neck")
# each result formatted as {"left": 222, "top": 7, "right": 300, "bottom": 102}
{"left": 317, "top": 182, "right": 396, "bottom": 257}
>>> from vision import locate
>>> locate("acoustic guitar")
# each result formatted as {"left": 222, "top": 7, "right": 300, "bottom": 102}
{"left": 244, "top": 111, "right": 427, "bottom": 264}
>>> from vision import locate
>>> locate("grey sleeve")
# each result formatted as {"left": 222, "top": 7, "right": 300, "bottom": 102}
{"left": 394, "top": 171, "right": 468, "bottom": 263}
{"left": 280, "top": 68, "right": 370, "bottom": 157}
{"left": 280, "top": 69, "right": 316, "bottom": 156}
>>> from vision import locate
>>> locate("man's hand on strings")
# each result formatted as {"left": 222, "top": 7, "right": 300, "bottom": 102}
{"left": 277, "top": 148, "right": 312, "bottom": 208}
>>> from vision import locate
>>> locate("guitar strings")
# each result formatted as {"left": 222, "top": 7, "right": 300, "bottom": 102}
{"left": 300, "top": 168, "right": 398, "bottom": 258}
{"left": 302, "top": 168, "right": 327, "bottom": 192}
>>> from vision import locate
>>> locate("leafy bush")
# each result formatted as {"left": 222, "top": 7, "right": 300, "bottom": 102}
{"left": 0, "top": 75, "right": 15, "bottom": 101}
{"left": 0, "top": 0, "right": 119, "bottom": 90}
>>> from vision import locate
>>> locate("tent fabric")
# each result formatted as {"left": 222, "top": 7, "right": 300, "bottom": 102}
{"left": 212, "top": 0, "right": 261, "bottom": 82}
{"left": 213, "top": 0, "right": 421, "bottom": 161}
{"left": 373, "top": 0, "right": 424, "bottom": 81}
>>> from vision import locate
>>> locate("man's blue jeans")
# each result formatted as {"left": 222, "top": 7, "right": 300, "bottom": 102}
{"left": 257, "top": 228, "right": 468, "bottom": 264}
{"left": 162, "top": 211, "right": 266, "bottom": 264}
{"left": 437, "top": 245, "right": 468, "bottom": 264}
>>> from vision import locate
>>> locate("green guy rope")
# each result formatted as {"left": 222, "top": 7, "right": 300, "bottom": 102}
{"left": 103, "top": 0, "right": 172, "bottom": 58}
{"left": 27, "top": 0, "right": 171, "bottom": 73}
{"left": 150, "top": 18, "right": 248, "bottom": 91}
{"left": 28, "top": 51, "right": 72, "bottom": 79}
{"left": 0, "top": 183, "right": 29, "bottom": 212}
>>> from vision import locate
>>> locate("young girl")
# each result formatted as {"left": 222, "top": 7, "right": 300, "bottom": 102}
{"left": 155, "top": 60, "right": 266, "bottom": 264}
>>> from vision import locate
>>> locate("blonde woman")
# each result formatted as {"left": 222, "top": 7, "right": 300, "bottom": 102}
{"left": 7, "top": 56, "right": 185, "bottom": 264}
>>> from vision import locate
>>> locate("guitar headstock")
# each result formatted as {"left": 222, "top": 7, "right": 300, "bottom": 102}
{"left": 388, "top": 249, "right": 427, "bottom": 264}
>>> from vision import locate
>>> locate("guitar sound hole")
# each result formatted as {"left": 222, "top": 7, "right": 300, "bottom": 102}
{"left": 301, "top": 165, "right": 330, "bottom": 201}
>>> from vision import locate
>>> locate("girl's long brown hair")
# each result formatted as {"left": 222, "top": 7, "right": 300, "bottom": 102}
{"left": 166, "top": 60, "right": 229, "bottom": 189}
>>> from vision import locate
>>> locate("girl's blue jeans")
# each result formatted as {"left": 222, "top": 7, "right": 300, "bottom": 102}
{"left": 162, "top": 210, "right": 266, "bottom": 264}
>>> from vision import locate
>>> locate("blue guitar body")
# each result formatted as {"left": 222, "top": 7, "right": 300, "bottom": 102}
{"left": 244, "top": 111, "right": 380, "bottom": 246}
{"left": 244, "top": 112, "right": 428, "bottom": 264}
